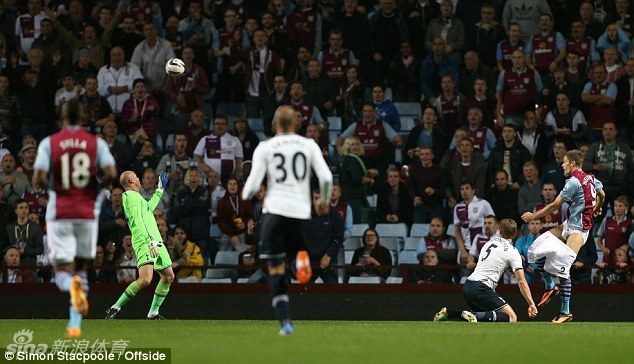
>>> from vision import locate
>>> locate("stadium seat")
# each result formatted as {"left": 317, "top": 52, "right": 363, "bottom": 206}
{"left": 400, "top": 117, "right": 417, "bottom": 132}
{"left": 329, "top": 131, "right": 340, "bottom": 145}
{"left": 343, "top": 237, "right": 362, "bottom": 250}
{"left": 351, "top": 224, "right": 369, "bottom": 237}
{"left": 328, "top": 116, "right": 342, "bottom": 131}
{"left": 201, "top": 278, "right": 233, "bottom": 283}
{"left": 410, "top": 224, "right": 430, "bottom": 238}
{"left": 178, "top": 277, "right": 200, "bottom": 283}
{"left": 398, "top": 251, "right": 420, "bottom": 265}
{"left": 375, "top": 223, "right": 408, "bottom": 238}
{"left": 446, "top": 224, "right": 456, "bottom": 237}
{"left": 216, "top": 102, "right": 246, "bottom": 118}
{"left": 367, "top": 194, "right": 377, "bottom": 208}
{"left": 386, "top": 277, "right": 403, "bottom": 284}
{"left": 381, "top": 237, "right": 400, "bottom": 252}
{"left": 314, "top": 277, "right": 324, "bottom": 284}
{"left": 348, "top": 276, "right": 381, "bottom": 284}
{"left": 247, "top": 118, "right": 264, "bottom": 132}
{"left": 344, "top": 250, "right": 355, "bottom": 264}
{"left": 404, "top": 237, "right": 421, "bottom": 251}
{"left": 206, "top": 251, "right": 240, "bottom": 280}
{"left": 237, "top": 278, "right": 250, "bottom": 283}
{"left": 394, "top": 102, "right": 421, "bottom": 120}
{"left": 163, "top": 133, "right": 174, "bottom": 153}
{"left": 255, "top": 131, "right": 266, "bottom": 141}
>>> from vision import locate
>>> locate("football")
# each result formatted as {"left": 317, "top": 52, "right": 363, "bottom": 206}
{"left": 165, "top": 57, "right": 185, "bottom": 76}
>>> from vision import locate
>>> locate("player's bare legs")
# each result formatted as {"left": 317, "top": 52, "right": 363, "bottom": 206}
{"left": 267, "top": 263, "right": 293, "bottom": 335}
{"left": 53, "top": 260, "right": 89, "bottom": 338}
{"left": 497, "top": 306, "right": 518, "bottom": 323}
{"left": 107, "top": 265, "right": 174, "bottom": 320}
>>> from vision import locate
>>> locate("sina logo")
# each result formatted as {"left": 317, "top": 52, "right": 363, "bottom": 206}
{"left": 514, "top": 3, "right": 534, "bottom": 20}
{"left": 6, "top": 329, "right": 48, "bottom": 354}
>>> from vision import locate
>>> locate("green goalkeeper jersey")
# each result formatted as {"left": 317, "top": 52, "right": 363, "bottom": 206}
{"left": 122, "top": 189, "right": 164, "bottom": 249}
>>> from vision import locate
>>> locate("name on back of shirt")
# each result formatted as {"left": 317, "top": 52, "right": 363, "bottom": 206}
{"left": 59, "top": 138, "right": 87, "bottom": 150}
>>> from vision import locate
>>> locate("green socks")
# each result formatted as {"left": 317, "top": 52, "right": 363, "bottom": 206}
{"left": 113, "top": 281, "right": 141, "bottom": 309}
{"left": 148, "top": 281, "right": 171, "bottom": 317}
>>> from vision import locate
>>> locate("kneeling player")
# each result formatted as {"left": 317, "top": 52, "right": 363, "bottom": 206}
{"left": 434, "top": 219, "right": 538, "bottom": 322}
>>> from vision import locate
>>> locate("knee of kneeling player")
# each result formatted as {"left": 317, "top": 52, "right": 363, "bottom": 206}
{"left": 508, "top": 311, "right": 517, "bottom": 322}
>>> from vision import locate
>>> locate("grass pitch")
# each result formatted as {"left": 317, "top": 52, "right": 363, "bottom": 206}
{"left": 1, "top": 320, "right": 633, "bottom": 364}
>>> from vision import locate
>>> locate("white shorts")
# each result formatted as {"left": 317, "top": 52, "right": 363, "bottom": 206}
{"left": 527, "top": 231, "right": 577, "bottom": 279}
{"left": 47, "top": 220, "right": 98, "bottom": 264}
{"left": 561, "top": 220, "right": 589, "bottom": 244}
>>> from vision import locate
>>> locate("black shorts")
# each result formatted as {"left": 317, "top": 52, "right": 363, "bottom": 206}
{"left": 258, "top": 213, "right": 308, "bottom": 262}
{"left": 462, "top": 279, "right": 508, "bottom": 312}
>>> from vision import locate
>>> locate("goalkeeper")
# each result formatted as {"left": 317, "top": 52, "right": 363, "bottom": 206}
{"left": 105, "top": 170, "right": 174, "bottom": 320}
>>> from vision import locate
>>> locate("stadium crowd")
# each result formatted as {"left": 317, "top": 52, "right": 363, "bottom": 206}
{"left": 1, "top": 0, "right": 634, "bottom": 285}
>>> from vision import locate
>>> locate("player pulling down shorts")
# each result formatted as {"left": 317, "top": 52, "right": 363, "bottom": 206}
{"left": 527, "top": 231, "right": 577, "bottom": 280}
{"left": 48, "top": 220, "right": 100, "bottom": 264}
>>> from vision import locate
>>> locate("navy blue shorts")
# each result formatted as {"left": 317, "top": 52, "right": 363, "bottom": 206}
{"left": 462, "top": 279, "right": 508, "bottom": 312}
{"left": 258, "top": 213, "right": 308, "bottom": 262}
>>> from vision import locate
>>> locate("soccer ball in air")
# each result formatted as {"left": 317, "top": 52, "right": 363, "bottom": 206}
{"left": 165, "top": 58, "right": 185, "bottom": 76}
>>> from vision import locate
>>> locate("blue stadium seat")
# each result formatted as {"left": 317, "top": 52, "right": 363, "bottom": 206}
{"left": 329, "top": 131, "right": 340, "bottom": 145}
{"left": 344, "top": 250, "right": 355, "bottom": 264}
{"left": 328, "top": 116, "right": 342, "bottom": 131}
{"left": 400, "top": 117, "right": 417, "bottom": 132}
{"left": 348, "top": 276, "right": 381, "bottom": 284}
{"left": 163, "top": 133, "right": 174, "bottom": 153}
{"left": 410, "top": 223, "right": 430, "bottom": 238}
{"left": 247, "top": 118, "right": 264, "bottom": 131}
{"left": 206, "top": 251, "right": 240, "bottom": 280}
{"left": 394, "top": 102, "right": 421, "bottom": 120}
{"left": 398, "top": 250, "right": 419, "bottom": 265}
{"left": 375, "top": 223, "right": 408, "bottom": 239}
{"left": 255, "top": 131, "right": 266, "bottom": 141}
{"left": 343, "top": 237, "right": 362, "bottom": 250}
{"left": 351, "top": 224, "right": 369, "bottom": 237}
{"left": 447, "top": 224, "right": 456, "bottom": 237}
{"left": 404, "top": 237, "right": 421, "bottom": 251}
{"left": 201, "top": 278, "right": 232, "bottom": 283}
{"left": 386, "top": 277, "right": 403, "bottom": 284}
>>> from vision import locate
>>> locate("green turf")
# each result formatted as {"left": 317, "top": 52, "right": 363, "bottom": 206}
{"left": 1, "top": 320, "right": 633, "bottom": 364}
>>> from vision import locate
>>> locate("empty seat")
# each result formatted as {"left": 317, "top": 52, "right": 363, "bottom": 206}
{"left": 447, "top": 224, "right": 456, "bottom": 237}
{"left": 201, "top": 278, "right": 233, "bottom": 283}
{"left": 328, "top": 116, "right": 342, "bottom": 131}
{"left": 351, "top": 224, "right": 369, "bottom": 237}
{"left": 394, "top": 102, "right": 421, "bottom": 120}
{"left": 178, "top": 276, "right": 200, "bottom": 283}
{"left": 344, "top": 250, "right": 355, "bottom": 264}
{"left": 410, "top": 223, "right": 430, "bottom": 238}
{"left": 400, "top": 117, "right": 417, "bottom": 132}
{"left": 343, "top": 237, "right": 362, "bottom": 250}
{"left": 348, "top": 276, "right": 381, "bottom": 284}
{"left": 381, "top": 237, "right": 400, "bottom": 252}
{"left": 398, "top": 250, "right": 420, "bottom": 265}
{"left": 386, "top": 277, "right": 403, "bottom": 284}
{"left": 206, "top": 251, "right": 240, "bottom": 280}
{"left": 247, "top": 118, "right": 264, "bottom": 131}
{"left": 404, "top": 237, "right": 421, "bottom": 251}
{"left": 375, "top": 223, "right": 408, "bottom": 238}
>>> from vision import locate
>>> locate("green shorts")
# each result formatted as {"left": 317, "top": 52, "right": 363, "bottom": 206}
{"left": 135, "top": 241, "right": 173, "bottom": 271}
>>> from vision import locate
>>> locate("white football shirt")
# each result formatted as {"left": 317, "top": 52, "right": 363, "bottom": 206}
{"left": 467, "top": 236, "right": 523, "bottom": 290}
{"left": 241, "top": 133, "right": 333, "bottom": 220}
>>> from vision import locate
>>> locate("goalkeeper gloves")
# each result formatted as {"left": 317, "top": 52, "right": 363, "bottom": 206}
{"left": 157, "top": 171, "right": 169, "bottom": 190}
{"left": 148, "top": 241, "right": 162, "bottom": 258}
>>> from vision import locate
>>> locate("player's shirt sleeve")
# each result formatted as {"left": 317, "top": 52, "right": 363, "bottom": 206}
{"left": 559, "top": 178, "right": 580, "bottom": 202}
{"left": 147, "top": 188, "right": 164, "bottom": 211}
{"left": 309, "top": 139, "right": 333, "bottom": 204}
{"left": 33, "top": 137, "right": 52, "bottom": 172}
{"left": 596, "top": 217, "right": 607, "bottom": 238}
{"left": 96, "top": 138, "right": 116, "bottom": 168}
{"left": 594, "top": 177, "right": 603, "bottom": 192}
{"left": 509, "top": 248, "right": 524, "bottom": 272}
{"left": 241, "top": 142, "right": 268, "bottom": 201}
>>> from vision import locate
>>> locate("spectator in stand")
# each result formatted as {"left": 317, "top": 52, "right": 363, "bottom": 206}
{"left": 163, "top": 15, "right": 184, "bottom": 58}
{"left": 495, "top": 49, "right": 543, "bottom": 128}
{"left": 0, "top": 246, "right": 35, "bottom": 283}
{"left": 116, "top": 235, "right": 137, "bottom": 284}
{"left": 94, "top": 5, "right": 115, "bottom": 38}
{"left": 372, "top": 84, "right": 400, "bottom": 132}
{"left": 305, "top": 123, "right": 332, "bottom": 167}
{"left": 485, "top": 169, "right": 520, "bottom": 224}
{"left": 333, "top": 0, "right": 371, "bottom": 71}
{"left": 425, "top": 0, "right": 464, "bottom": 66}
{"left": 139, "top": 168, "right": 170, "bottom": 215}
{"left": 459, "top": 107, "right": 496, "bottom": 159}
{"left": 131, "top": 22, "right": 175, "bottom": 99}
{"left": 495, "top": 22, "right": 524, "bottom": 72}
{"left": 405, "top": 106, "right": 448, "bottom": 165}
{"left": 110, "top": 16, "right": 144, "bottom": 62}
{"left": 583, "top": 122, "right": 634, "bottom": 209}
{"left": 434, "top": 74, "right": 463, "bottom": 136}
{"left": 420, "top": 37, "right": 459, "bottom": 106}
{"left": 101, "top": 120, "right": 127, "bottom": 164}
{"left": 518, "top": 111, "right": 549, "bottom": 168}
{"left": 488, "top": 124, "right": 531, "bottom": 190}
{"left": 16, "top": 143, "right": 37, "bottom": 184}
{"left": 337, "top": 65, "right": 364, "bottom": 129}
{"left": 286, "top": 80, "right": 325, "bottom": 135}
{"left": 195, "top": 115, "right": 244, "bottom": 186}
{"left": 286, "top": 0, "right": 321, "bottom": 56}
{"left": 242, "top": 29, "right": 282, "bottom": 119}
{"left": 317, "top": 29, "right": 357, "bottom": 92}
{"left": 596, "top": 24, "right": 631, "bottom": 64}
{"left": 517, "top": 161, "right": 542, "bottom": 216}
{"left": 15, "top": 0, "right": 49, "bottom": 66}
{"left": 596, "top": 247, "right": 632, "bottom": 284}
{"left": 2, "top": 199, "right": 43, "bottom": 278}
{"left": 206, "top": 169, "right": 226, "bottom": 258}
{"left": 23, "top": 181, "right": 47, "bottom": 227}
{"left": 31, "top": 18, "right": 70, "bottom": 69}
{"left": 502, "top": 0, "right": 552, "bottom": 41}
{"left": 515, "top": 219, "right": 541, "bottom": 284}
{"left": 535, "top": 181, "right": 568, "bottom": 234}
{"left": 120, "top": 78, "right": 160, "bottom": 139}
{"left": 461, "top": 77, "right": 497, "bottom": 135}
{"left": 415, "top": 217, "right": 457, "bottom": 265}
{"left": 0, "top": 74, "right": 20, "bottom": 153}
{"left": 240, "top": 218, "right": 267, "bottom": 283}
{"left": 604, "top": 47, "right": 625, "bottom": 83}
{"left": 541, "top": 140, "right": 568, "bottom": 194}
{"left": 350, "top": 227, "right": 392, "bottom": 282}
{"left": 447, "top": 137, "right": 486, "bottom": 208}
{"left": 78, "top": 75, "right": 114, "bottom": 134}
{"left": 233, "top": 117, "right": 259, "bottom": 162}
{"left": 466, "top": 215, "right": 499, "bottom": 270}
{"left": 0, "top": 154, "right": 29, "bottom": 208}
{"left": 53, "top": 73, "right": 82, "bottom": 116}
{"left": 286, "top": 46, "right": 311, "bottom": 83}
{"left": 171, "top": 226, "right": 204, "bottom": 282}
{"left": 99, "top": 187, "right": 127, "bottom": 246}
{"left": 578, "top": 0, "right": 604, "bottom": 40}
{"left": 306, "top": 189, "right": 343, "bottom": 284}
{"left": 97, "top": 47, "right": 143, "bottom": 115}
{"left": 525, "top": 13, "right": 566, "bottom": 76}
{"left": 181, "top": 108, "right": 207, "bottom": 156}
{"left": 596, "top": 195, "right": 632, "bottom": 266}
{"left": 179, "top": 1, "right": 215, "bottom": 81}
{"left": 388, "top": 41, "right": 421, "bottom": 103}
{"left": 453, "top": 181, "right": 495, "bottom": 265}
{"left": 566, "top": 19, "right": 599, "bottom": 76}
{"left": 337, "top": 103, "right": 401, "bottom": 175}
{"left": 330, "top": 183, "right": 353, "bottom": 240}
{"left": 217, "top": 177, "right": 252, "bottom": 252}
{"left": 157, "top": 131, "right": 202, "bottom": 191}
{"left": 338, "top": 135, "right": 372, "bottom": 224}
{"left": 263, "top": 74, "right": 289, "bottom": 136}
{"left": 403, "top": 0, "right": 439, "bottom": 58}
{"left": 408, "top": 146, "right": 444, "bottom": 224}
{"left": 460, "top": 51, "right": 495, "bottom": 100}
{"left": 173, "top": 168, "right": 211, "bottom": 263}
{"left": 607, "top": 0, "right": 634, "bottom": 37}
{"left": 464, "top": 3, "right": 506, "bottom": 70}
{"left": 376, "top": 167, "right": 412, "bottom": 227}
{"left": 367, "top": 0, "right": 409, "bottom": 85}
{"left": 15, "top": 68, "right": 53, "bottom": 141}
{"left": 261, "top": 11, "right": 288, "bottom": 70}
{"left": 213, "top": 8, "right": 249, "bottom": 103}
{"left": 616, "top": 59, "right": 634, "bottom": 142}
{"left": 412, "top": 249, "right": 455, "bottom": 284}
{"left": 541, "top": 66, "right": 583, "bottom": 112}
{"left": 544, "top": 91, "right": 587, "bottom": 149}
{"left": 71, "top": 48, "right": 98, "bottom": 87}
{"left": 304, "top": 58, "right": 335, "bottom": 120}
{"left": 90, "top": 244, "right": 117, "bottom": 283}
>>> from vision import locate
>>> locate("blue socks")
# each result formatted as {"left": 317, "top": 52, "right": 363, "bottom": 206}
{"left": 55, "top": 271, "right": 73, "bottom": 292}
{"left": 57, "top": 270, "right": 89, "bottom": 330}
{"left": 559, "top": 279, "right": 572, "bottom": 314}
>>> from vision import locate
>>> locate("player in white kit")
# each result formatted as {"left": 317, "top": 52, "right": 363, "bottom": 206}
{"left": 434, "top": 219, "right": 538, "bottom": 322}
{"left": 242, "top": 106, "right": 333, "bottom": 335}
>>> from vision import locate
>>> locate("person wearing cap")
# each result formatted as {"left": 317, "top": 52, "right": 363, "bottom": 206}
{"left": 0, "top": 154, "right": 30, "bottom": 208}
{"left": 16, "top": 143, "right": 37, "bottom": 183}
{"left": 72, "top": 48, "right": 98, "bottom": 86}
{"left": 0, "top": 246, "right": 36, "bottom": 283}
